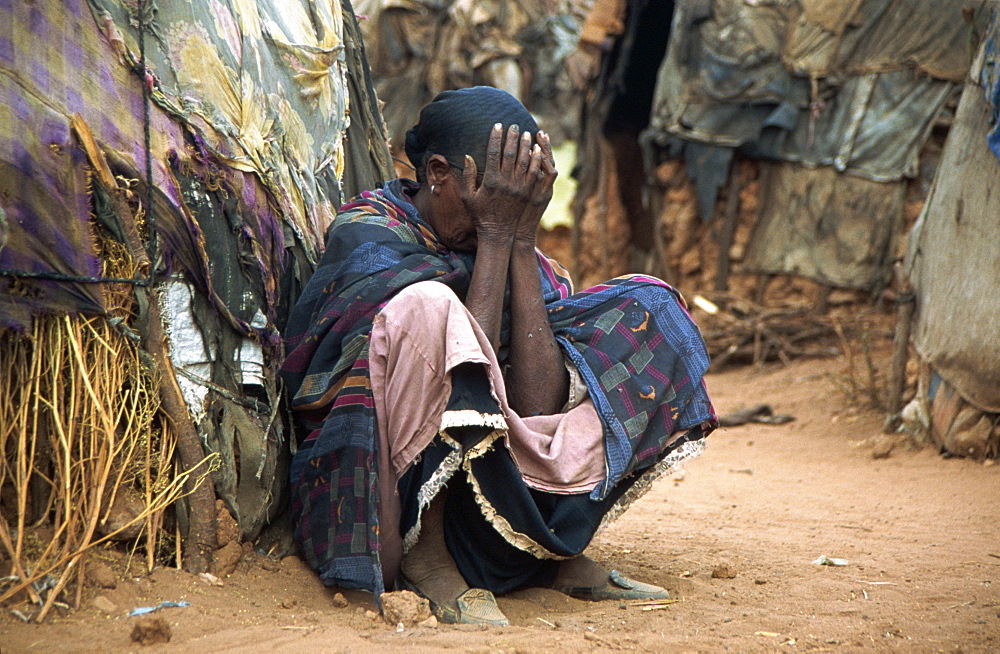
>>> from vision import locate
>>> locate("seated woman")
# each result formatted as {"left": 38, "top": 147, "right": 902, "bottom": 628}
{"left": 281, "top": 87, "right": 715, "bottom": 626}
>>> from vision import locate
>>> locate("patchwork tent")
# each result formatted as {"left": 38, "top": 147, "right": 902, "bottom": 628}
{"left": 354, "top": 0, "right": 589, "bottom": 158}
{"left": 901, "top": 10, "right": 1000, "bottom": 457}
{"left": 572, "top": 0, "right": 986, "bottom": 294}
{"left": 0, "top": 0, "right": 391, "bottom": 615}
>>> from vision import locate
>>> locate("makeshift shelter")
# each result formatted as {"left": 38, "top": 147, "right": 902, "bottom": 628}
{"left": 571, "top": 0, "right": 675, "bottom": 289}
{"left": 568, "top": 0, "right": 998, "bottom": 451}
{"left": 355, "top": 0, "right": 590, "bottom": 160}
{"left": 0, "top": 0, "right": 391, "bottom": 619}
{"left": 572, "top": 0, "right": 984, "bottom": 295}
{"left": 568, "top": 0, "right": 990, "bottom": 374}
{"left": 899, "top": 10, "right": 1000, "bottom": 459}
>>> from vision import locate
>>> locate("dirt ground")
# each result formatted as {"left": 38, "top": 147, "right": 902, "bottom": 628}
{"left": 3, "top": 352, "right": 999, "bottom": 653}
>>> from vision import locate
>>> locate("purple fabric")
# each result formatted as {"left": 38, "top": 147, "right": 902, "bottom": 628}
{"left": 0, "top": 0, "right": 287, "bottom": 332}
{"left": 0, "top": 37, "right": 14, "bottom": 65}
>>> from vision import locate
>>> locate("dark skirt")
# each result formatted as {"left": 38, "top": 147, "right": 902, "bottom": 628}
{"left": 395, "top": 363, "right": 701, "bottom": 593}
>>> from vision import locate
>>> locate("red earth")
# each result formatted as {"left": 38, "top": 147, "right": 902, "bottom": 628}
{"left": 3, "top": 353, "right": 999, "bottom": 653}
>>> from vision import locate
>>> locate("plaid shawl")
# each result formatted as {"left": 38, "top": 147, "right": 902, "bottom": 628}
{"left": 281, "top": 179, "right": 715, "bottom": 595}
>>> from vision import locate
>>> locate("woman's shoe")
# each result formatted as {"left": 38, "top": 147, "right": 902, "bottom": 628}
{"left": 396, "top": 573, "right": 509, "bottom": 626}
{"left": 555, "top": 569, "right": 670, "bottom": 601}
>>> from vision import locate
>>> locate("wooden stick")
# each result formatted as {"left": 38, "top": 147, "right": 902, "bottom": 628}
{"left": 75, "top": 555, "right": 86, "bottom": 609}
{"left": 72, "top": 117, "right": 217, "bottom": 573}
{"left": 36, "top": 318, "right": 116, "bottom": 622}
{"left": 0, "top": 521, "right": 42, "bottom": 605}
{"left": 0, "top": 451, "right": 203, "bottom": 605}
{"left": 885, "top": 263, "right": 916, "bottom": 431}
{"left": 144, "top": 298, "right": 218, "bottom": 574}
{"left": 754, "top": 274, "right": 773, "bottom": 305}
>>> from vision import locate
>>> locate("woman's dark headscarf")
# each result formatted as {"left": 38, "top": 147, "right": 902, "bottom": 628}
{"left": 405, "top": 86, "right": 539, "bottom": 182}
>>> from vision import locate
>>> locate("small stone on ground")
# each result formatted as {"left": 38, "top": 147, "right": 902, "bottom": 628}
{"left": 86, "top": 561, "right": 118, "bottom": 589}
{"left": 214, "top": 540, "right": 242, "bottom": 577}
{"left": 871, "top": 435, "right": 897, "bottom": 459}
{"left": 379, "top": 589, "right": 431, "bottom": 626}
{"left": 91, "top": 595, "right": 117, "bottom": 614}
{"left": 130, "top": 617, "right": 171, "bottom": 645}
{"left": 712, "top": 563, "right": 737, "bottom": 579}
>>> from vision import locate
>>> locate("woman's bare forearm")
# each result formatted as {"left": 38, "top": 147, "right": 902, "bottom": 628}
{"left": 506, "top": 240, "right": 569, "bottom": 416}
{"left": 464, "top": 234, "right": 512, "bottom": 353}
{"left": 457, "top": 125, "right": 566, "bottom": 413}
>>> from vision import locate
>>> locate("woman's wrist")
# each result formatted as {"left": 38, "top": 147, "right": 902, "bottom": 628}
{"left": 512, "top": 224, "right": 539, "bottom": 246}
{"left": 511, "top": 235, "right": 537, "bottom": 252}
{"left": 477, "top": 227, "right": 516, "bottom": 247}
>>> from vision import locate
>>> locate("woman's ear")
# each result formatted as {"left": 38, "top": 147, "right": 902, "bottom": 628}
{"left": 425, "top": 154, "right": 452, "bottom": 187}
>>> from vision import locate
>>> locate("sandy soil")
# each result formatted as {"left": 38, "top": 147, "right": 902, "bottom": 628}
{"left": 3, "top": 354, "right": 999, "bottom": 653}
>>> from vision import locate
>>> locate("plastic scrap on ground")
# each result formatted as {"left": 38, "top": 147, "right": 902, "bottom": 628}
{"left": 128, "top": 600, "right": 192, "bottom": 616}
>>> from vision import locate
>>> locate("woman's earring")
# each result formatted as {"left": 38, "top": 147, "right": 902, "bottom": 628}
{"left": 430, "top": 185, "right": 437, "bottom": 194}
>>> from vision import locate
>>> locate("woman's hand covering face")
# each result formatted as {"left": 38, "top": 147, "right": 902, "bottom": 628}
{"left": 513, "top": 130, "right": 557, "bottom": 244}
{"left": 459, "top": 124, "right": 557, "bottom": 244}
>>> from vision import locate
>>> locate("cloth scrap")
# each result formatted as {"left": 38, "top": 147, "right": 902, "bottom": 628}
{"left": 717, "top": 404, "right": 794, "bottom": 427}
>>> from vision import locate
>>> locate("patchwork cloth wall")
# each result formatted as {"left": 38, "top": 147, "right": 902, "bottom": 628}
{"left": 905, "top": 10, "right": 1000, "bottom": 415}
{"left": 641, "top": 0, "right": 985, "bottom": 290}
{"left": 354, "top": 0, "right": 590, "bottom": 153}
{"left": 0, "top": 0, "right": 390, "bottom": 537}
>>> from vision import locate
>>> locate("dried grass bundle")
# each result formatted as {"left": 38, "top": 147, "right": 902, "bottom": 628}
{"left": 0, "top": 247, "right": 213, "bottom": 622}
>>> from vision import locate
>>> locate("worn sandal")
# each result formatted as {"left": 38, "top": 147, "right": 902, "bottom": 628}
{"left": 396, "top": 574, "right": 509, "bottom": 626}
{"left": 556, "top": 569, "right": 670, "bottom": 601}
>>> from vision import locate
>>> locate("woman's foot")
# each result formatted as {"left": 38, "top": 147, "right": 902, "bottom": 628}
{"left": 399, "top": 552, "right": 470, "bottom": 616}
{"left": 552, "top": 554, "right": 610, "bottom": 589}
{"left": 399, "top": 493, "right": 470, "bottom": 612}
{"left": 398, "top": 492, "right": 508, "bottom": 625}
{"left": 553, "top": 555, "right": 670, "bottom": 601}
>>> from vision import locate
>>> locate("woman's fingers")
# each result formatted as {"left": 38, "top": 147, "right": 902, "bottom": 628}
{"left": 538, "top": 131, "right": 557, "bottom": 174}
{"left": 474, "top": 126, "right": 552, "bottom": 215}
{"left": 485, "top": 125, "right": 550, "bottom": 182}
{"left": 516, "top": 131, "right": 533, "bottom": 175}
{"left": 526, "top": 144, "right": 543, "bottom": 180}
{"left": 530, "top": 132, "right": 557, "bottom": 190}
{"left": 540, "top": 151, "right": 557, "bottom": 181}
{"left": 462, "top": 155, "right": 479, "bottom": 193}
{"left": 484, "top": 123, "right": 503, "bottom": 176}
{"left": 502, "top": 124, "right": 521, "bottom": 174}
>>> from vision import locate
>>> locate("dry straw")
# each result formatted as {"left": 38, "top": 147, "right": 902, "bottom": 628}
{"left": 0, "top": 240, "right": 214, "bottom": 621}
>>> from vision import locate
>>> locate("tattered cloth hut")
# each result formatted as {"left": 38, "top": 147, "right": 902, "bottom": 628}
{"left": 571, "top": 0, "right": 989, "bottom": 365}
{"left": 354, "top": 0, "right": 589, "bottom": 160}
{"left": 900, "top": 10, "right": 1000, "bottom": 460}
{"left": 0, "top": 0, "right": 390, "bottom": 620}
{"left": 642, "top": 0, "right": 980, "bottom": 290}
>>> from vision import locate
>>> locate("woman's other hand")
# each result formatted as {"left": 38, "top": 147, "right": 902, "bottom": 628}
{"left": 505, "top": 128, "right": 568, "bottom": 416}
{"left": 513, "top": 131, "right": 557, "bottom": 245}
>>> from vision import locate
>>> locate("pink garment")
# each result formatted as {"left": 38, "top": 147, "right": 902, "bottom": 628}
{"left": 369, "top": 281, "right": 606, "bottom": 585}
